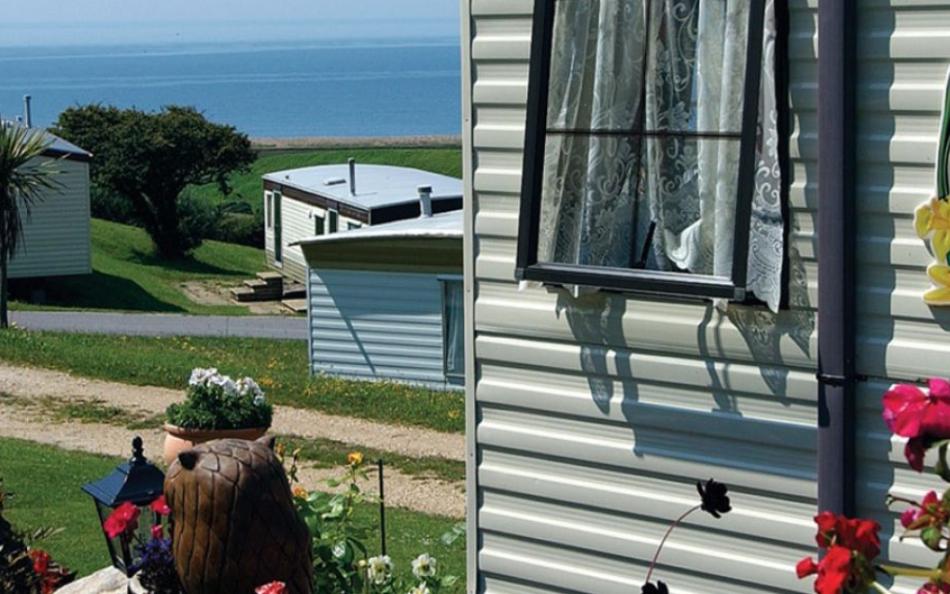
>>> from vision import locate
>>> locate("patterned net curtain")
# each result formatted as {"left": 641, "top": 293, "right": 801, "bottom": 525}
{"left": 538, "top": 0, "right": 783, "bottom": 311}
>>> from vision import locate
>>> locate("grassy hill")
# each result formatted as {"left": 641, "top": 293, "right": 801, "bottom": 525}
{"left": 12, "top": 219, "right": 264, "bottom": 314}
{"left": 191, "top": 147, "right": 463, "bottom": 211}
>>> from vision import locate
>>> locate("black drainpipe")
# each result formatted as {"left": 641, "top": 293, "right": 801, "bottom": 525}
{"left": 816, "top": 0, "right": 857, "bottom": 516}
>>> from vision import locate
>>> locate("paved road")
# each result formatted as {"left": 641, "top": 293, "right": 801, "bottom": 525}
{"left": 10, "top": 311, "right": 308, "bottom": 341}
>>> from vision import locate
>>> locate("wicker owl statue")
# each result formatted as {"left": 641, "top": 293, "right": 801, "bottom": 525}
{"left": 164, "top": 436, "right": 313, "bottom": 594}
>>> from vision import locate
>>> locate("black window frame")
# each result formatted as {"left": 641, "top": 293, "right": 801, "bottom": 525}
{"left": 515, "top": 0, "right": 767, "bottom": 301}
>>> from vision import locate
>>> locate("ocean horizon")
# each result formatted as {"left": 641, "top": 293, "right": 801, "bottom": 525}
{"left": 0, "top": 38, "right": 463, "bottom": 139}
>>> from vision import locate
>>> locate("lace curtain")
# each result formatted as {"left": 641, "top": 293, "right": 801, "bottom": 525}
{"left": 537, "top": 0, "right": 783, "bottom": 312}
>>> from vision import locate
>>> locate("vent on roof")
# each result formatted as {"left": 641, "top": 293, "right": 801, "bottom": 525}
{"left": 324, "top": 177, "right": 347, "bottom": 186}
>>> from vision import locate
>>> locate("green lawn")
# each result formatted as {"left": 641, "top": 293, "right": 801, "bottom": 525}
{"left": 190, "top": 148, "right": 462, "bottom": 211}
{"left": 12, "top": 219, "right": 265, "bottom": 315}
{"left": 0, "top": 330, "right": 465, "bottom": 434}
{"left": 0, "top": 437, "right": 465, "bottom": 587}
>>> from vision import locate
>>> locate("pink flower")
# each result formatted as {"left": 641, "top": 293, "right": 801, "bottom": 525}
{"left": 901, "top": 507, "right": 920, "bottom": 528}
{"left": 151, "top": 524, "right": 163, "bottom": 540}
{"left": 882, "top": 379, "right": 950, "bottom": 470}
{"left": 919, "top": 583, "right": 950, "bottom": 594}
{"left": 150, "top": 495, "right": 170, "bottom": 516}
{"left": 103, "top": 502, "right": 140, "bottom": 539}
{"left": 256, "top": 582, "right": 286, "bottom": 594}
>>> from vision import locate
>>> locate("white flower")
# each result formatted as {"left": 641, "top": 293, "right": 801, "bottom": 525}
{"left": 366, "top": 555, "right": 392, "bottom": 585}
{"left": 411, "top": 554, "right": 437, "bottom": 579}
{"left": 408, "top": 585, "right": 431, "bottom": 594}
{"left": 209, "top": 374, "right": 238, "bottom": 398}
{"left": 188, "top": 367, "right": 218, "bottom": 387}
{"left": 237, "top": 377, "right": 264, "bottom": 400}
{"left": 253, "top": 394, "right": 266, "bottom": 406}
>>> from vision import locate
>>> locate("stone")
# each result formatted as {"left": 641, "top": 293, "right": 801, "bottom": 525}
{"left": 54, "top": 567, "right": 126, "bottom": 594}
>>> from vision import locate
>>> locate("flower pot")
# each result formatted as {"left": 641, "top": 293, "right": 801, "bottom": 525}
{"left": 162, "top": 424, "right": 268, "bottom": 466}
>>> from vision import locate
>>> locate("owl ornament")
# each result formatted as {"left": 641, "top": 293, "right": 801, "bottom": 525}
{"left": 164, "top": 436, "right": 312, "bottom": 594}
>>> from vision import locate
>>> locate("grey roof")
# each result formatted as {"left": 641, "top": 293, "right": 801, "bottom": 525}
{"left": 1, "top": 122, "right": 91, "bottom": 158}
{"left": 263, "top": 163, "right": 462, "bottom": 211}
{"left": 293, "top": 209, "right": 462, "bottom": 248}
{"left": 44, "top": 132, "right": 91, "bottom": 158}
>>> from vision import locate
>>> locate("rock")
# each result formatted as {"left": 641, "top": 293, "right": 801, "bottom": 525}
{"left": 54, "top": 567, "right": 127, "bottom": 594}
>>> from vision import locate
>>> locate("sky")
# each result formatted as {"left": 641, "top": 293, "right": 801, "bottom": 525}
{"left": 0, "top": 0, "right": 460, "bottom": 47}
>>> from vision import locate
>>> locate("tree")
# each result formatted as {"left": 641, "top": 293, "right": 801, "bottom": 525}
{"left": 53, "top": 105, "right": 256, "bottom": 259}
{"left": 0, "top": 126, "right": 60, "bottom": 329}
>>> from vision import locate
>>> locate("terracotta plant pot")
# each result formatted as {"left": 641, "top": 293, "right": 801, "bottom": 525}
{"left": 162, "top": 424, "right": 268, "bottom": 466}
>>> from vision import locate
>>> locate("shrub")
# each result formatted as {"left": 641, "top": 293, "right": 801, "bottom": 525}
{"left": 281, "top": 449, "right": 461, "bottom": 594}
{"left": 166, "top": 368, "right": 273, "bottom": 430}
{"left": 212, "top": 211, "right": 263, "bottom": 247}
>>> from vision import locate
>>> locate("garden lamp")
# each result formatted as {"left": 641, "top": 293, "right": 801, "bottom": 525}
{"left": 81, "top": 436, "right": 165, "bottom": 577}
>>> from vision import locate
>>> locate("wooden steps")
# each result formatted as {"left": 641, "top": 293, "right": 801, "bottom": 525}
{"left": 230, "top": 273, "right": 308, "bottom": 305}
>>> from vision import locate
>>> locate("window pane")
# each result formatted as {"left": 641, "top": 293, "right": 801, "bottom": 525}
{"left": 328, "top": 211, "right": 339, "bottom": 233}
{"left": 443, "top": 281, "right": 464, "bottom": 378}
{"left": 314, "top": 214, "right": 325, "bottom": 235}
{"left": 546, "top": 0, "right": 750, "bottom": 135}
{"left": 537, "top": 132, "right": 741, "bottom": 278}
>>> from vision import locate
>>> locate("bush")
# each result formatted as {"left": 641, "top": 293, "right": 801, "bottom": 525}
{"left": 90, "top": 186, "right": 139, "bottom": 225}
{"left": 212, "top": 211, "right": 263, "bottom": 247}
{"left": 166, "top": 368, "right": 273, "bottom": 430}
{"left": 173, "top": 194, "right": 216, "bottom": 256}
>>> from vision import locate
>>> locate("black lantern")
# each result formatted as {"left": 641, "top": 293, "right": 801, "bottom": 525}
{"left": 82, "top": 436, "right": 165, "bottom": 577}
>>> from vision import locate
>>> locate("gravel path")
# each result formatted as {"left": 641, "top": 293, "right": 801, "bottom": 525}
{"left": 9, "top": 311, "right": 308, "bottom": 340}
{"left": 0, "top": 363, "right": 464, "bottom": 461}
{"left": 0, "top": 363, "right": 465, "bottom": 517}
{"left": 0, "top": 407, "right": 463, "bottom": 518}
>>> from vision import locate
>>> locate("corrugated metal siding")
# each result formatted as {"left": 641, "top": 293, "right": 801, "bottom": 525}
{"left": 308, "top": 268, "right": 455, "bottom": 389}
{"left": 9, "top": 158, "right": 90, "bottom": 279}
{"left": 854, "top": 3, "right": 950, "bottom": 593}
{"left": 465, "top": 0, "right": 819, "bottom": 592}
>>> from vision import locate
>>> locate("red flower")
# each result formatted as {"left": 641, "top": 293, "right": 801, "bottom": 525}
{"left": 815, "top": 546, "right": 852, "bottom": 594}
{"left": 150, "top": 495, "right": 171, "bottom": 516}
{"left": 30, "top": 549, "right": 50, "bottom": 575}
{"left": 815, "top": 511, "right": 837, "bottom": 547}
{"left": 836, "top": 516, "right": 881, "bottom": 559}
{"left": 151, "top": 524, "right": 164, "bottom": 540}
{"left": 103, "top": 502, "right": 140, "bottom": 539}
{"left": 920, "top": 583, "right": 950, "bottom": 594}
{"left": 796, "top": 556, "right": 818, "bottom": 578}
{"left": 256, "top": 582, "right": 287, "bottom": 594}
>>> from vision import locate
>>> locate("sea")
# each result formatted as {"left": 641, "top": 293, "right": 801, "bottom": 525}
{"left": 0, "top": 39, "right": 462, "bottom": 138}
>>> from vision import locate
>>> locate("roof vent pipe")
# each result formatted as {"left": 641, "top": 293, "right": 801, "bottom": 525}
{"left": 348, "top": 158, "right": 357, "bottom": 196}
{"left": 23, "top": 95, "right": 32, "bottom": 128}
{"left": 418, "top": 185, "right": 433, "bottom": 218}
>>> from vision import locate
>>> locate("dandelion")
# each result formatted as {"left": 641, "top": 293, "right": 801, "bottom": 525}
{"left": 411, "top": 554, "right": 437, "bottom": 579}
{"left": 292, "top": 485, "right": 308, "bottom": 499}
{"left": 348, "top": 451, "right": 364, "bottom": 466}
{"left": 366, "top": 555, "right": 392, "bottom": 585}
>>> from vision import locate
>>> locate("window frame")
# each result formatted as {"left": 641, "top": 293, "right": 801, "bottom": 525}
{"left": 515, "top": 0, "right": 768, "bottom": 301}
{"left": 439, "top": 276, "right": 465, "bottom": 381}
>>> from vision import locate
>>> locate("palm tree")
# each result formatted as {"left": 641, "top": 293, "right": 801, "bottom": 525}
{"left": 0, "top": 125, "right": 60, "bottom": 328}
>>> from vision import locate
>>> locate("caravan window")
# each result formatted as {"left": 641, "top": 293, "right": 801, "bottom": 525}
{"left": 516, "top": 0, "right": 785, "bottom": 310}
{"left": 313, "top": 212, "right": 325, "bottom": 236}
{"left": 441, "top": 279, "right": 464, "bottom": 380}
{"left": 328, "top": 210, "right": 339, "bottom": 234}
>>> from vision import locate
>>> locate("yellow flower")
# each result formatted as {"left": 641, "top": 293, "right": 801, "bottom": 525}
{"left": 347, "top": 451, "right": 364, "bottom": 467}
{"left": 916, "top": 197, "right": 950, "bottom": 305}
{"left": 292, "top": 485, "right": 308, "bottom": 499}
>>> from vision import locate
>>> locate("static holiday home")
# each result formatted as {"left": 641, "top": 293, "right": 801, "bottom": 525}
{"left": 295, "top": 209, "right": 463, "bottom": 390}
{"left": 262, "top": 159, "right": 463, "bottom": 283}
{"left": 461, "top": 1, "right": 947, "bottom": 593}
{"left": 1, "top": 107, "right": 92, "bottom": 280}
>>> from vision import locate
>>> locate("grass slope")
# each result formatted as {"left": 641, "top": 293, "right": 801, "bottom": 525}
{"left": 0, "top": 437, "right": 465, "bottom": 587}
{"left": 13, "top": 219, "right": 265, "bottom": 314}
{"left": 191, "top": 148, "right": 463, "bottom": 210}
{"left": 0, "top": 330, "right": 465, "bottom": 433}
